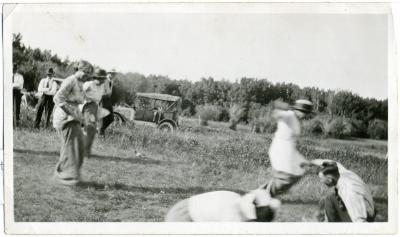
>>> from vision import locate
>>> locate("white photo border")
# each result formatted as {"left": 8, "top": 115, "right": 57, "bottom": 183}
{"left": 3, "top": 2, "right": 398, "bottom": 235}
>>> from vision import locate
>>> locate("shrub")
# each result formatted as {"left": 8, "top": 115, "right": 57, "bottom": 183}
{"left": 196, "top": 104, "right": 223, "bottom": 126}
{"left": 367, "top": 119, "right": 388, "bottom": 140}
{"left": 229, "top": 104, "right": 246, "bottom": 130}
{"left": 326, "top": 117, "right": 348, "bottom": 138}
{"left": 303, "top": 117, "right": 325, "bottom": 136}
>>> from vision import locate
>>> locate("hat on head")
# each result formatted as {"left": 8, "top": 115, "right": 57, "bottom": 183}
{"left": 107, "top": 69, "right": 117, "bottom": 75}
{"left": 93, "top": 68, "right": 107, "bottom": 80}
{"left": 319, "top": 161, "right": 339, "bottom": 177}
{"left": 292, "top": 99, "right": 313, "bottom": 114}
{"left": 47, "top": 68, "right": 55, "bottom": 75}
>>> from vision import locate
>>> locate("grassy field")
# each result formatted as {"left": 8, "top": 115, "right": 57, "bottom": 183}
{"left": 13, "top": 107, "right": 388, "bottom": 222}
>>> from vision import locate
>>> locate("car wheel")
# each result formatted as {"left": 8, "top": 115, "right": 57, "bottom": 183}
{"left": 158, "top": 122, "right": 174, "bottom": 132}
{"left": 113, "top": 112, "right": 125, "bottom": 125}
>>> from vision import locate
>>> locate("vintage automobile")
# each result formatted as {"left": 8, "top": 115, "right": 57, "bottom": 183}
{"left": 113, "top": 93, "right": 181, "bottom": 131}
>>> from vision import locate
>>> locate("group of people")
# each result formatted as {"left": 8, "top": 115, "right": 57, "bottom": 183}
{"left": 12, "top": 63, "right": 117, "bottom": 136}
{"left": 12, "top": 61, "right": 117, "bottom": 185}
{"left": 13, "top": 62, "right": 375, "bottom": 223}
{"left": 165, "top": 99, "right": 375, "bottom": 223}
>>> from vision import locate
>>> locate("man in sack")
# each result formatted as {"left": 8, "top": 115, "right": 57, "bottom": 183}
{"left": 34, "top": 68, "right": 58, "bottom": 128}
{"left": 312, "top": 159, "right": 376, "bottom": 222}
{"left": 261, "top": 99, "right": 314, "bottom": 196}
{"left": 81, "top": 68, "right": 110, "bottom": 158}
{"left": 165, "top": 189, "right": 281, "bottom": 222}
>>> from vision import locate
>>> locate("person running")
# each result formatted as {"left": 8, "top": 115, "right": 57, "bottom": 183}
{"left": 312, "top": 159, "right": 375, "bottom": 222}
{"left": 81, "top": 68, "right": 109, "bottom": 158}
{"left": 261, "top": 99, "right": 313, "bottom": 196}
{"left": 52, "top": 60, "right": 94, "bottom": 186}
{"left": 34, "top": 68, "right": 58, "bottom": 128}
{"left": 165, "top": 189, "right": 281, "bottom": 222}
{"left": 99, "top": 70, "right": 116, "bottom": 137}
{"left": 13, "top": 63, "right": 24, "bottom": 127}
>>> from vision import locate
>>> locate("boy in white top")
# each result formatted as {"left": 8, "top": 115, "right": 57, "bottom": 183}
{"left": 312, "top": 159, "right": 375, "bottom": 222}
{"left": 262, "top": 99, "right": 313, "bottom": 196}
{"left": 35, "top": 68, "right": 58, "bottom": 128}
{"left": 81, "top": 68, "right": 109, "bottom": 158}
{"left": 165, "top": 189, "right": 281, "bottom": 222}
{"left": 13, "top": 63, "right": 24, "bottom": 126}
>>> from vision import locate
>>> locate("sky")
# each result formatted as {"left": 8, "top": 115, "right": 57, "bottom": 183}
{"left": 11, "top": 5, "right": 388, "bottom": 99}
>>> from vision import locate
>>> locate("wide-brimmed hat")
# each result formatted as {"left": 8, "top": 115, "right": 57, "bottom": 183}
{"left": 107, "top": 69, "right": 117, "bottom": 75}
{"left": 92, "top": 69, "right": 107, "bottom": 80}
{"left": 47, "top": 68, "right": 55, "bottom": 75}
{"left": 318, "top": 161, "right": 339, "bottom": 177}
{"left": 292, "top": 99, "right": 313, "bottom": 114}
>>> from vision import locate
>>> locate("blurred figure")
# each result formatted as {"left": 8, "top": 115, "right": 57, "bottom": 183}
{"left": 53, "top": 60, "right": 94, "bottom": 186}
{"left": 165, "top": 189, "right": 281, "bottom": 222}
{"left": 34, "top": 68, "right": 58, "bottom": 128}
{"left": 13, "top": 63, "right": 24, "bottom": 127}
{"left": 99, "top": 70, "right": 117, "bottom": 137}
{"left": 261, "top": 99, "right": 313, "bottom": 196}
{"left": 81, "top": 68, "right": 109, "bottom": 158}
{"left": 312, "top": 159, "right": 375, "bottom": 222}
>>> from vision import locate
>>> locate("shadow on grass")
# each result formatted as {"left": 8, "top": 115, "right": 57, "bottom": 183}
{"left": 74, "top": 180, "right": 389, "bottom": 205}
{"left": 14, "top": 148, "right": 165, "bottom": 165}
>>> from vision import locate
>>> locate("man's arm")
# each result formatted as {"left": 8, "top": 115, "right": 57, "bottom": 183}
{"left": 54, "top": 79, "right": 83, "bottom": 123}
{"left": 37, "top": 79, "right": 49, "bottom": 93}
{"left": 340, "top": 190, "right": 368, "bottom": 222}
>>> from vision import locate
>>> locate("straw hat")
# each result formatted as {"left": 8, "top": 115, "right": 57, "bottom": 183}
{"left": 292, "top": 99, "right": 313, "bottom": 114}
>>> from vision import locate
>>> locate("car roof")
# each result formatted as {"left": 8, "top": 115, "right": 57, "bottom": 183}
{"left": 136, "top": 93, "right": 181, "bottom": 102}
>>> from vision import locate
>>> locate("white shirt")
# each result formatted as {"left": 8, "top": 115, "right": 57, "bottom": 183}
{"left": 312, "top": 159, "right": 375, "bottom": 222}
{"left": 13, "top": 73, "right": 24, "bottom": 90}
{"left": 187, "top": 190, "right": 280, "bottom": 222}
{"left": 83, "top": 80, "right": 107, "bottom": 103}
{"left": 268, "top": 110, "right": 306, "bottom": 175}
{"left": 37, "top": 77, "right": 58, "bottom": 96}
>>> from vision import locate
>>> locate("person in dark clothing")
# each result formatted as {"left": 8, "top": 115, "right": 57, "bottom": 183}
{"left": 13, "top": 63, "right": 24, "bottom": 127}
{"left": 34, "top": 68, "right": 58, "bottom": 128}
{"left": 99, "top": 70, "right": 116, "bottom": 136}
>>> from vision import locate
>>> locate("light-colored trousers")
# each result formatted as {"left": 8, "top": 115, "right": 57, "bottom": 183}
{"left": 55, "top": 121, "right": 85, "bottom": 185}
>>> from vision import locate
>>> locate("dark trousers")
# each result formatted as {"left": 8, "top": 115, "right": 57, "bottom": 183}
{"left": 35, "top": 94, "right": 55, "bottom": 128}
{"left": 99, "top": 96, "right": 114, "bottom": 136}
{"left": 13, "top": 89, "right": 22, "bottom": 126}
{"left": 321, "top": 193, "right": 352, "bottom": 222}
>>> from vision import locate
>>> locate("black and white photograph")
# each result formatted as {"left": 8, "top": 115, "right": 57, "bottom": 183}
{"left": 3, "top": 2, "right": 398, "bottom": 235}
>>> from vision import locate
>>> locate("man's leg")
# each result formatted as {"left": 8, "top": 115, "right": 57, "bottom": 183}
{"left": 99, "top": 106, "right": 113, "bottom": 136}
{"left": 45, "top": 96, "right": 55, "bottom": 128}
{"left": 266, "top": 170, "right": 302, "bottom": 197}
{"left": 82, "top": 102, "right": 98, "bottom": 158}
{"left": 14, "top": 90, "right": 22, "bottom": 126}
{"left": 34, "top": 96, "right": 46, "bottom": 128}
{"left": 322, "top": 193, "right": 352, "bottom": 222}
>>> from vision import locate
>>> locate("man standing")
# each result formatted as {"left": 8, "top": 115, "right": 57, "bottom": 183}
{"left": 99, "top": 70, "right": 116, "bottom": 137}
{"left": 312, "top": 159, "right": 375, "bottom": 222}
{"left": 35, "top": 68, "right": 58, "bottom": 128}
{"left": 13, "top": 63, "right": 24, "bottom": 127}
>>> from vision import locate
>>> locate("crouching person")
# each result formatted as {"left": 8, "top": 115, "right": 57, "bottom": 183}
{"left": 165, "top": 189, "right": 281, "bottom": 222}
{"left": 312, "top": 159, "right": 375, "bottom": 222}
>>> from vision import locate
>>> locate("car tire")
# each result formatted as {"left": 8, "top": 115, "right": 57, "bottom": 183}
{"left": 113, "top": 112, "right": 125, "bottom": 125}
{"left": 158, "top": 122, "right": 174, "bottom": 132}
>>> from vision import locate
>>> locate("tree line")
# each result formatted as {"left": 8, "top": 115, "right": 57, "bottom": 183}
{"left": 13, "top": 33, "right": 388, "bottom": 139}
